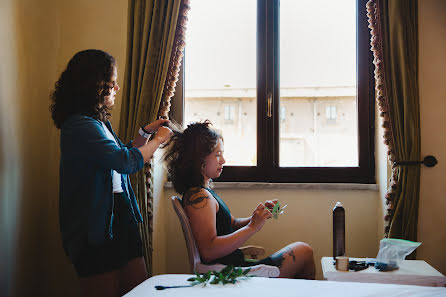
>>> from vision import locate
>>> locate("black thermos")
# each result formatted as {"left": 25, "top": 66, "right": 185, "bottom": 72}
{"left": 333, "top": 202, "right": 345, "bottom": 259}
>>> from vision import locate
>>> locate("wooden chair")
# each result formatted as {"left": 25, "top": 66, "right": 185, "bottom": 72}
{"left": 171, "top": 196, "right": 280, "bottom": 277}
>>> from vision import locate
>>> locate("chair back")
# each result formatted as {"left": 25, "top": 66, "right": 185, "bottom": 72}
{"left": 171, "top": 195, "right": 201, "bottom": 273}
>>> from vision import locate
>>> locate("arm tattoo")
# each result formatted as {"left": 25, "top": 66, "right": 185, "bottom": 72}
{"left": 183, "top": 188, "right": 210, "bottom": 209}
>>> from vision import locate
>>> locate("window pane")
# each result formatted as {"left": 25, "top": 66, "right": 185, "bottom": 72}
{"left": 279, "top": 0, "right": 358, "bottom": 167}
{"left": 184, "top": 0, "right": 257, "bottom": 166}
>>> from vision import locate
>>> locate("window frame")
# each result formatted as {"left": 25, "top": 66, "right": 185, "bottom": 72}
{"left": 173, "top": 0, "right": 375, "bottom": 184}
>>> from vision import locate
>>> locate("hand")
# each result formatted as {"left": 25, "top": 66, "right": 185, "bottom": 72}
{"left": 143, "top": 119, "right": 170, "bottom": 133}
{"left": 153, "top": 126, "right": 173, "bottom": 143}
{"left": 247, "top": 203, "right": 272, "bottom": 232}
{"left": 264, "top": 199, "right": 278, "bottom": 211}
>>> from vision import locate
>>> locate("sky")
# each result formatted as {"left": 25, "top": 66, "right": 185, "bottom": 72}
{"left": 185, "top": 0, "right": 357, "bottom": 89}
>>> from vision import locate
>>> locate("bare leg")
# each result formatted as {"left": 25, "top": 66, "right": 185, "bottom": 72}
{"left": 79, "top": 269, "right": 120, "bottom": 297}
{"left": 270, "top": 242, "right": 315, "bottom": 279}
{"left": 119, "top": 256, "right": 148, "bottom": 296}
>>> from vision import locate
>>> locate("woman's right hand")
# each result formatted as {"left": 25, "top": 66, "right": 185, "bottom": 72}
{"left": 153, "top": 126, "right": 173, "bottom": 144}
{"left": 247, "top": 203, "right": 272, "bottom": 232}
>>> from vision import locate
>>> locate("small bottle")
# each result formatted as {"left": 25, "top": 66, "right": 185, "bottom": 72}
{"left": 333, "top": 202, "right": 345, "bottom": 260}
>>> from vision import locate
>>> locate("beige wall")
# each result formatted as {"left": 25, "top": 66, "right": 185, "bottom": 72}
{"left": 418, "top": 0, "right": 446, "bottom": 275}
{"left": 1, "top": 1, "right": 22, "bottom": 296}
{"left": 0, "top": 0, "right": 128, "bottom": 296}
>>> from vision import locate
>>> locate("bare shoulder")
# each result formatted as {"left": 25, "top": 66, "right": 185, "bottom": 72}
{"left": 183, "top": 187, "right": 215, "bottom": 210}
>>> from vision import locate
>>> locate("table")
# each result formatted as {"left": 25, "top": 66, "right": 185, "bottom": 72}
{"left": 321, "top": 257, "right": 446, "bottom": 287}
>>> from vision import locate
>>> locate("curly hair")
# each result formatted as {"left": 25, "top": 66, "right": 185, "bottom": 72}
{"left": 50, "top": 49, "right": 116, "bottom": 128}
{"left": 163, "top": 120, "right": 223, "bottom": 195}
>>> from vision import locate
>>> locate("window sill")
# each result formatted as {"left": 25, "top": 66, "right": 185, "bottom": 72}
{"left": 164, "top": 182, "right": 378, "bottom": 191}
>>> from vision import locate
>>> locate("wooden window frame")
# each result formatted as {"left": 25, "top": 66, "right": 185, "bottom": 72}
{"left": 172, "top": 0, "right": 375, "bottom": 183}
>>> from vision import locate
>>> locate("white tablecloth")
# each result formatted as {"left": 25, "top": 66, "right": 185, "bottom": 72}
{"left": 321, "top": 257, "right": 446, "bottom": 287}
{"left": 124, "top": 274, "right": 446, "bottom": 297}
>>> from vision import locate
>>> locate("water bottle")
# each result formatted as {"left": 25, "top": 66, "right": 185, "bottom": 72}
{"left": 333, "top": 202, "right": 345, "bottom": 260}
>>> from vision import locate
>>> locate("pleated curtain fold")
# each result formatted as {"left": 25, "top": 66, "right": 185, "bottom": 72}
{"left": 367, "top": 0, "right": 421, "bottom": 248}
{"left": 118, "top": 0, "right": 189, "bottom": 274}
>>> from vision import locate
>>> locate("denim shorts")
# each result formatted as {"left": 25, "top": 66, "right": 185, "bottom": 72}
{"left": 72, "top": 192, "right": 143, "bottom": 277}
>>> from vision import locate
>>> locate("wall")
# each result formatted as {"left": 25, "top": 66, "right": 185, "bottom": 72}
{"left": 1, "top": 1, "right": 62, "bottom": 296}
{"left": 418, "top": 0, "right": 446, "bottom": 275}
{"left": 0, "top": 1, "right": 22, "bottom": 296}
{"left": 0, "top": 1, "right": 128, "bottom": 296}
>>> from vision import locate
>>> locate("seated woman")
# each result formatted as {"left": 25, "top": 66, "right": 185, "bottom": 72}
{"left": 163, "top": 120, "right": 315, "bottom": 279}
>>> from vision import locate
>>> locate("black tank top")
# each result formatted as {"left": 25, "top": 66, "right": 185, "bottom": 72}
{"left": 183, "top": 187, "right": 245, "bottom": 265}
{"left": 206, "top": 188, "right": 245, "bottom": 265}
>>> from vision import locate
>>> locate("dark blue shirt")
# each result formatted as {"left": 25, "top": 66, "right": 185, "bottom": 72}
{"left": 59, "top": 114, "right": 144, "bottom": 259}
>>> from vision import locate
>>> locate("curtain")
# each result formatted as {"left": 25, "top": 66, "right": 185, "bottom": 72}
{"left": 119, "top": 0, "right": 189, "bottom": 274}
{"left": 366, "top": 0, "right": 420, "bottom": 245}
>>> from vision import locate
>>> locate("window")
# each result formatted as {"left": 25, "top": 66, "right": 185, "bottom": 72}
{"left": 326, "top": 106, "right": 337, "bottom": 121}
{"left": 224, "top": 105, "right": 235, "bottom": 122}
{"left": 177, "top": 0, "right": 375, "bottom": 183}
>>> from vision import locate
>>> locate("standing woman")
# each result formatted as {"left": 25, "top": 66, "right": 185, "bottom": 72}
{"left": 50, "top": 49, "right": 172, "bottom": 297}
{"left": 163, "top": 121, "right": 315, "bottom": 279}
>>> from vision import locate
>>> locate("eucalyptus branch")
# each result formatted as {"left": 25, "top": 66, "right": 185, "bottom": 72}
{"left": 187, "top": 265, "right": 251, "bottom": 286}
{"left": 270, "top": 201, "right": 287, "bottom": 219}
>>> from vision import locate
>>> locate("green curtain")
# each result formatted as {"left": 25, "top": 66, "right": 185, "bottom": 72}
{"left": 119, "top": 0, "right": 182, "bottom": 275}
{"left": 367, "top": 0, "right": 420, "bottom": 244}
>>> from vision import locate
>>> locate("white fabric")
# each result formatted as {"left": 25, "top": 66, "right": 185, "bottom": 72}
{"left": 321, "top": 257, "right": 446, "bottom": 287}
{"left": 124, "top": 274, "right": 446, "bottom": 297}
{"left": 101, "top": 122, "right": 123, "bottom": 193}
{"left": 138, "top": 127, "right": 151, "bottom": 138}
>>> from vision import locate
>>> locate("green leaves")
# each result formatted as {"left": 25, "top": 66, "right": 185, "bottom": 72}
{"left": 187, "top": 266, "right": 252, "bottom": 286}
{"left": 270, "top": 201, "right": 287, "bottom": 219}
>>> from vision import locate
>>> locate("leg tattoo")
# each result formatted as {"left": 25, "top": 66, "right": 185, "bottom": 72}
{"left": 288, "top": 248, "right": 296, "bottom": 262}
{"left": 271, "top": 247, "right": 295, "bottom": 269}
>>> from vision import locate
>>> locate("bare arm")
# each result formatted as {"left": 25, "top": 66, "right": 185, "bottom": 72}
{"left": 231, "top": 216, "right": 251, "bottom": 230}
{"left": 185, "top": 189, "right": 271, "bottom": 263}
{"left": 231, "top": 199, "right": 277, "bottom": 230}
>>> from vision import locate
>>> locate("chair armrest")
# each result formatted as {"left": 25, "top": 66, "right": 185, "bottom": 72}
{"left": 240, "top": 245, "right": 265, "bottom": 258}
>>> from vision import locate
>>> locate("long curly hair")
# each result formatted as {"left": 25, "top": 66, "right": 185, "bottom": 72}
{"left": 50, "top": 49, "right": 116, "bottom": 128}
{"left": 163, "top": 120, "right": 223, "bottom": 195}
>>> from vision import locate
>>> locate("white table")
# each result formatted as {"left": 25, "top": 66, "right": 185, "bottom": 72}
{"left": 321, "top": 257, "right": 446, "bottom": 287}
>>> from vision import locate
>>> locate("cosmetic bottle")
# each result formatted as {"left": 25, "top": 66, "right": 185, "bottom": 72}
{"left": 333, "top": 201, "right": 345, "bottom": 259}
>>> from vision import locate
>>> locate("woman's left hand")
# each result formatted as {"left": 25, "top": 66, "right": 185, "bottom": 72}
{"left": 143, "top": 119, "right": 170, "bottom": 133}
{"left": 264, "top": 199, "right": 278, "bottom": 211}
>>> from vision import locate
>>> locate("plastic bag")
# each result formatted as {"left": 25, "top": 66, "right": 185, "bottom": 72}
{"left": 375, "top": 238, "right": 421, "bottom": 271}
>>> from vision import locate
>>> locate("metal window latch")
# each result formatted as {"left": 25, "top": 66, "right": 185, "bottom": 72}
{"left": 267, "top": 92, "right": 272, "bottom": 118}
